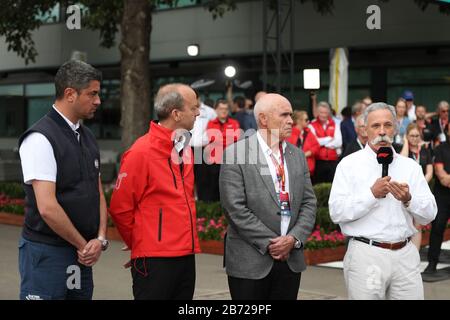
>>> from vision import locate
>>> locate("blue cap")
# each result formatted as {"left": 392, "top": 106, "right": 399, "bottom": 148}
{"left": 402, "top": 90, "right": 414, "bottom": 101}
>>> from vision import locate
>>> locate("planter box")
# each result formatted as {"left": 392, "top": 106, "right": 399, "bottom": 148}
{"left": 304, "top": 246, "right": 347, "bottom": 265}
{"left": 199, "top": 240, "right": 224, "bottom": 255}
{"left": 0, "top": 212, "right": 24, "bottom": 225}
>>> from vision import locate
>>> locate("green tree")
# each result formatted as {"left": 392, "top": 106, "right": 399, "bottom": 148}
{"left": 0, "top": 0, "right": 447, "bottom": 149}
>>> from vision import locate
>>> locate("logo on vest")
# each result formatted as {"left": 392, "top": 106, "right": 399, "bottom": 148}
{"left": 94, "top": 159, "right": 99, "bottom": 169}
{"left": 115, "top": 172, "right": 128, "bottom": 190}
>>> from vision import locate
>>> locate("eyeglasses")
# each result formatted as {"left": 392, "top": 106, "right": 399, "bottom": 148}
{"left": 441, "top": 110, "right": 449, "bottom": 114}
{"left": 408, "top": 135, "right": 420, "bottom": 138}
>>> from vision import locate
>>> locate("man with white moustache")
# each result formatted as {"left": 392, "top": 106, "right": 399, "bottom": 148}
{"left": 329, "top": 102, "right": 437, "bottom": 300}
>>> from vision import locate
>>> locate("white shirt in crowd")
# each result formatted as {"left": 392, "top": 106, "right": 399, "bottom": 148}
{"left": 19, "top": 105, "right": 80, "bottom": 185}
{"left": 329, "top": 144, "right": 437, "bottom": 242}
{"left": 190, "top": 102, "right": 217, "bottom": 148}
{"left": 407, "top": 104, "right": 417, "bottom": 122}
{"left": 256, "top": 131, "right": 290, "bottom": 236}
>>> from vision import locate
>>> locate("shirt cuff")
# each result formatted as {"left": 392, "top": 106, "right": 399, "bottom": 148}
{"left": 24, "top": 175, "right": 57, "bottom": 185}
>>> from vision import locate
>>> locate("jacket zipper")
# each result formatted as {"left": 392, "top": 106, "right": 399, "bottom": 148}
{"left": 167, "top": 158, "right": 178, "bottom": 189}
{"left": 158, "top": 208, "right": 163, "bottom": 241}
{"left": 180, "top": 162, "right": 195, "bottom": 253}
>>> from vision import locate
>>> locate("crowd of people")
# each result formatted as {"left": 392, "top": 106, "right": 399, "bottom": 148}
{"left": 16, "top": 60, "right": 449, "bottom": 301}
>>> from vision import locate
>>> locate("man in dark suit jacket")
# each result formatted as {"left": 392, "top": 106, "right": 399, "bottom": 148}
{"left": 340, "top": 101, "right": 364, "bottom": 151}
{"left": 219, "top": 93, "right": 317, "bottom": 300}
{"left": 341, "top": 115, "right": 367, "bottom": 159}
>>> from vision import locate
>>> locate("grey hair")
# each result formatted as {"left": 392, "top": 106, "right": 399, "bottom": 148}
{"left": 154, "top": 84, "right": 186, "bottom": 120}
{"left": 363, "top": 102, "right": 397, "bottom": 129}
{"left": 317, "top": 101, "right": 331, "bottom": 111}
{"left": 437, "top": 100, "right": 449, "bottom": 111}
{"left": 351, "top": 101, "right": 364, "bottom": 115}
{"left": 55, "top": 60, "right": 102, "bottom": 99}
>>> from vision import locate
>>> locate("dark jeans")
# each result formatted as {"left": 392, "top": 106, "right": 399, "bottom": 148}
{"left": 428, "top": 193, "right": 450, "bottom": 263}
{"left": 18, "top": 237, "right": 93, "bottom": 300}
{"left": 228, "top": 261, "right": 301, "bottom": 300}
{"left": 131, "top": 255, "right": 196, "bottom": 300}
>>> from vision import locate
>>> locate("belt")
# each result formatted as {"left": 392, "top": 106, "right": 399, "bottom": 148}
{"left": 352, "top": 237, "right": 411, "bottom": 250}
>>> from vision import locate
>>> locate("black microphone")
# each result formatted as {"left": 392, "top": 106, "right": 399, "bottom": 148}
{"left": 376, "top": 147, "right": 393, "bottom": 177}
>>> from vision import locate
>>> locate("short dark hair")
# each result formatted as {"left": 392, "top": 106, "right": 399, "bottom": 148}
{"left": 214, "top": 99, "right": 228, "bottom": 109}
{"left": 55, "top": 60, "right": 102, "bottom": 99}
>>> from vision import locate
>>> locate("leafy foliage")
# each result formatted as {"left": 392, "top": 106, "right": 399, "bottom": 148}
{"left": 0, "top": 182, "right": 25, "bottom": 199}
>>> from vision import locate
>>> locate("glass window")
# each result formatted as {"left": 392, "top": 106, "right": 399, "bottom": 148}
{"left": 0, "top": 85, "right": 23, "bottom": 96}
{"left": 27, "top": 98, "right": 53, "bottom": 128}
{"left": 0, "top": 96, "right": 26, "bottom": 137}
{"left": 25, "top": 83, "right": 55, "bottom": 97}
{"left": 156, "top": 0, "right": 202, "bottom": 10}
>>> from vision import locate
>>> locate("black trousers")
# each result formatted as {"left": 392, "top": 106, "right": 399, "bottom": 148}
{"left": 193, "top": 147, "right": 212, "bottom": 202}
{"left": 228, "top": 261, "right": 301, "bottom": 300}
{"left": 313, "top": 160, "right": 337, "bottom": 184}
{"left": 428, "top": 193, "right": 450, "bottom": 263}
{"left": 131, "top": 255, "right": 195, "bottom": 300}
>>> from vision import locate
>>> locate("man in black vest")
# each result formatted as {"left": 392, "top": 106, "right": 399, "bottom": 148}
{"left": 18, "top": 60, "right": 108, "bottom": 300}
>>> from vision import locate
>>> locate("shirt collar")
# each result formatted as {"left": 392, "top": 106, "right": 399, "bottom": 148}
{"left": 363, "top": 143, "right": 398, "bottom": 160}
{"left": 157, "top": 122, "right": 187, "bottom": 153}
{"left": 53, "top": 105, "right": 80, "bottom": 131}
{"left": 256, "top": 131, "right": 287, "bottom": 157}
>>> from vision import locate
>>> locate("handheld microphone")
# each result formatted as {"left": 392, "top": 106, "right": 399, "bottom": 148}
{"left": 376, "top": 147, "right": 393, "bottom": 177}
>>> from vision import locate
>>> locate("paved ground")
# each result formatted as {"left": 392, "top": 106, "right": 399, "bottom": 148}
{"left": 1, "top": 224, "right": 449, "bottom": 300}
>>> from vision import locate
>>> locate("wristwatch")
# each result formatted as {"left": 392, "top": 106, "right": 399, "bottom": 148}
{"left": 96, "top": 236, "right": 109, "bottom": 251}
{"left": 293, "top": 237, "right": 302, "bottom": 249}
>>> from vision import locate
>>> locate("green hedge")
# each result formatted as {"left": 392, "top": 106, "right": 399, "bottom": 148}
{"left": 0, "top": 182, "right": 25, "bottom": 199}
{"left": 0, "top": 182, "right": 336, "bottom": 232}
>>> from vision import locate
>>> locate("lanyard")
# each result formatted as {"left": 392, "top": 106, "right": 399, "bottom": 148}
{"left": 269, "top": 143, "right": 286, "bottom": 192}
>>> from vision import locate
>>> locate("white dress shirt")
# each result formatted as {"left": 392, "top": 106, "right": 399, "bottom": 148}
{"left": 256, "top": 132, "right": 291, "bottom": 236}
{"left": 329, "top": 144, "right": 437, "bottom": 242}
{"left": 19, "top": 105, "right": 80, "bottom": 185}
{"left": 190, "top": 102, "right": 217, "bottom": 148}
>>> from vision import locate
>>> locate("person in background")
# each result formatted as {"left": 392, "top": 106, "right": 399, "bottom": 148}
{"left": 205, "top": 99, "right": 241, "bottom": 202}
{"left": 341, "top": 101, "right": 364, "bottom": 151}
{"left": 414, "top": 104, "right": 434, "bottom": 144}
{"left": 340, "top": 115, "right": 368, "bottom": 159}
{"left": 309, "top": 101, "right": 342, "bottom": 184}
{"left": 394, "top": 98, "right": 411, "bottom": 146}
{"left": 362, "top": 96, "right": 373, "bottom": 109}
{"left": 424, "top": 123, "right": 450, "bottom": 274}
{"left": 430, "top": 100, "right": 449, "bottom": 146}
{"left": 190, "top": 93, "right": 217, "bottom": 201}
{"left": 286, "top": 110, "right": 320, "bottom": 176}
{"left": 400, "top": 123, "right": 433, "bottom": 250}
{"left": 402, "top": 90, "right": 416, "bottom": 122}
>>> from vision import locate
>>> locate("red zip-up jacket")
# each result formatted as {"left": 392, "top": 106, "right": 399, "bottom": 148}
{"left": 109, "top": 121, "right": 201, "bottom": 259}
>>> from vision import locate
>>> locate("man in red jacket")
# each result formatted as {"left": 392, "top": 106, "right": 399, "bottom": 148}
{"left": 309, "top": 101, "right": 342, "bottom": 184}
{"left": 205, "top": 99, "right": 241, "bottom": 201}
{"left": 109, "top": 83, "right": 201, "bottom": 300}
